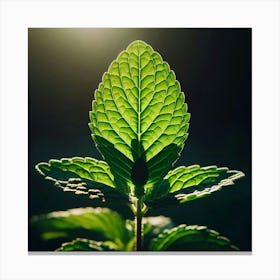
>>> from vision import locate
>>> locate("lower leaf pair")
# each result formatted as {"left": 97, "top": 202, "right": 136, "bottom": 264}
{"left": 36, "top": 157, "right": 244, "bottom": 208}
{"left": 30, "top": 207, "right": 238, "bottom": 251}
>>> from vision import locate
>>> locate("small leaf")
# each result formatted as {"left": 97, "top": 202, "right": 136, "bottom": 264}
{"left": 30, "top": 207, "right": 129, "bottom": 250}
{"left": 149, "top": 225, "right": 239, "bottom": 251}
{"left": 145, "top": 165, "right": 244, "bottom": 205}
{"left": 89, "top": 40, "right": 190, "bottom": 194}
{"left": 56, "top": 238, "right": 115, "bottom": 251}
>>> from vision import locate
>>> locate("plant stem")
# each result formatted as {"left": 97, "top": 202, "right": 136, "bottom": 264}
{"left": 136, "top": 196, "right": 143, "bottom": 251}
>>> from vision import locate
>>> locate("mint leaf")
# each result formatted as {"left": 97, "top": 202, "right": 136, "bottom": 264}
{"left": 149, "top": 225, "right": 239, "bottom": 251}
{"left": 35, "top": 157, "right": 129, "bottom": 202}
{"left": 36, "top": 157, "right": 115, "bottom": 187}
{"left": 145, "top": 165, "right": 245, "bottom": 205}
{"left": 56, "top": 238, "right": 115, "bottom": 251}
{"left": 30, "top": 207, "right": 130, "bottom": 250}
{"left": 89, "top": 40, "right": 190, "bottom": 193}
{"left": 31, "top": 207, "right": 239, "bottom": 251}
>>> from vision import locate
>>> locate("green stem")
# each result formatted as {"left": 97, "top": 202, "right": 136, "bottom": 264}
{"left": 136, "top": 196, "right": 143, "bottom": 251}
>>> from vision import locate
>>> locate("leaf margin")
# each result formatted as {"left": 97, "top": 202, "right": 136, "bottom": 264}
{"left": 144, "top": 164, "right": 245, "bottom": 205}
{"left": 149, "top": 224, "right": 239, "bottom": 251}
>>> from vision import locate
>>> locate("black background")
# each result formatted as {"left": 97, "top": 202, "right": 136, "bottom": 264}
{"left": 28, "top": 28, "right": 251, "bottom": 251}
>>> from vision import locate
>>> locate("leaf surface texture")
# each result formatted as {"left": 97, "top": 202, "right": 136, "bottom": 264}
{"left": 145, "top": 165, "right": 245, "bottom": 204}
{"left": 149, "top": 225, "right": 239, "bottom": 251}
{"left": 90, "top": 40, "right": 189, "bottom": 191}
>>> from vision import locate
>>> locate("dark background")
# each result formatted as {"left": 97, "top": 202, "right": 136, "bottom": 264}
{"left": 28, "top": 28, "right": 251, "bottom": 251}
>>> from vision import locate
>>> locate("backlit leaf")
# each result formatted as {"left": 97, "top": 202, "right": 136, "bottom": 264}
{"left": 89, "top": 40, "right": 189, "bottom": 194}
{"left": 145, "top": 165, "right": 245, "bottom": 205}
{"left": 35, "top": 157, "right": 129, "bottom": 202}
{"left": 36, "top": 157, "right": 115, "bottom": 188}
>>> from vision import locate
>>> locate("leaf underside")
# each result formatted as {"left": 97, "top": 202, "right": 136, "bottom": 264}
{"left": 149, "top": 225, "right": 239, "bottom": 251}
{"left": 89, "top": 40, "right": 189, "bottom": 192}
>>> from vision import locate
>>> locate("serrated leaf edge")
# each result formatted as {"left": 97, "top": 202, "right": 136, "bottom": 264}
{"left": 174, "top": 169, "right": 245, "bottom": 203}
{"left": 150, "top": 224, "right": 239, "bottom": 251}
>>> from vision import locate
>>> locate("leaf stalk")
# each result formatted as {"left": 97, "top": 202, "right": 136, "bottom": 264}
{"left": 136, "top": 196, "right": 143, "bottom": 251}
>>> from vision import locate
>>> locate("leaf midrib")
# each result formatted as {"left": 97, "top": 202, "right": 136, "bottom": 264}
{"left": 137, "top": 42, "right": 141, "bottom": 149}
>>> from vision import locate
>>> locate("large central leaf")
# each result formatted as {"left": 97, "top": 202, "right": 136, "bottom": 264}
{"left": 89, "top": 40, "right": 189, "bottom": 193}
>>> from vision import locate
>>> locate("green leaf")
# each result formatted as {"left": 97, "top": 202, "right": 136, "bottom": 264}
{"left": 35, "top": 157, "right": 129, "bottom": 202}
{"left": 145, "top": 165, "right": 244, "bottom": 205}
{"left": 56, "top": 238, "right": 115, "bottom": 251}
{"left": 36, "top": 157, "right": 115, "bottom": 188}
{"left": 149, "top": 225, "right": 239, "bottom": 251}
{"left": 30, "top": 207, "right": 129, "bottom": 250}
{"left": 31, "top": 208, "right": 240, "bottom": 251}
{"left": 89, "top": 40, "right": 189, "bottom": 193}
